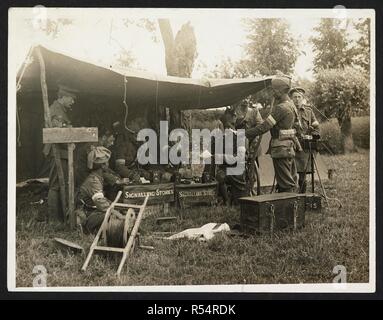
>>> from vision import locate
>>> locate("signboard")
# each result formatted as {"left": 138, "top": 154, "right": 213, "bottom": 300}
{"left": 43, "top": 127, "right": 98, "bottom": 144}
{"left": 175, "top": 182, "right": 218, "bottom": 209}
{"left": 122, "top": 183, "right": 175, "bottom": 205}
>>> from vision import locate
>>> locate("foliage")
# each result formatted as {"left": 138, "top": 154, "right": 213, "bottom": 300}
{"left": 310, "top": 18, "right": 354, "bottom": 73}
{"left": 319, "top": 119, "right": 344, "bottom": 154}
{"left": 207, "top": 19, "right": 299, "bottom": 107}
{"left": 28, "top": 17, "right": 73, "bottom": 39}
{"left": 309, "top": 66, "right": 369, "bottom": 152}
{"left": 174, "top": 22, "right": 198, "bottom": 78}
{"left": 115, "top": 50, "right": 136, "bottom": 68}
{"left": 351, "top": 116, "right": 370, "bottom": 149}
{"left": 310, "top": 67, "right": 369, "bottom": 119}
{"left": 242, "top": 18, "right": 299, "bottom": 76}
{"left": 320, "top": 117, "right": 369, "bottom": 154}
{"left": 352, "top": 18, "right": 371, "bottom": 72}
{"left": 123, "top": 18, "right": 159, "bottom": 43}
{"left": 207, "top": 57, "right": 252, "bottom": 79}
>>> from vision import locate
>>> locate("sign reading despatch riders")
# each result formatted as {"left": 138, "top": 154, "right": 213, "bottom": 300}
{"left": 123, "top": 183, "right": 175, "bottom": 205}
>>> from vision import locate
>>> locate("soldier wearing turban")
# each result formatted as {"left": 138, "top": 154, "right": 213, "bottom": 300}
{"left": 76, "top": 146, "right": 124, "bottom": 233}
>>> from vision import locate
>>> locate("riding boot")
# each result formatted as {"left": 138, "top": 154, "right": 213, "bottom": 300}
{"left": 48, "top": 189, "right": 64, "bottom": 223}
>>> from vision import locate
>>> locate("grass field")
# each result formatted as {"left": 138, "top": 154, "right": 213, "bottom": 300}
{"left": 15, "top": 150, "right": 370, "bottom": 287}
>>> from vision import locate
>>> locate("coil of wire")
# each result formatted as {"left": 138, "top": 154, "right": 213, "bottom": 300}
{"left": 106, "top": 208, "right": 136, "bottom": 248}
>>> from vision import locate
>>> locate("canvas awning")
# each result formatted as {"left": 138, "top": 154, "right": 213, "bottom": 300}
{"left": 17, "top": 45, "right": 273, "bottom": 111}
{"left": 16, "top": 45, "right": 277, "bottom": 182}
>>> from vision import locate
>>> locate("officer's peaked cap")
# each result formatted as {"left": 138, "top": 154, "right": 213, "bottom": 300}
{"left": 58, "top": 84, "right": 79, "bottom": 99}
{"left": 289, "top": 87, "right": 306, "bottom": 96}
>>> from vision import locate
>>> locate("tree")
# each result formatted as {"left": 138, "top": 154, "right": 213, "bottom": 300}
{"left": 158, "top": 19, "right": 198, "bottom": 132}
{"left": 28, "top": 15, "right": 73, "bottom": 39}
{"left": 207, "top": 57, "right": 250, "bottom": 79}
{"left": 353, "top": 18, "right": 370, "bottom": 72}
{"left": 309, "top": 66, "right": 369, "bottom": 153}
{"left": 242, "top": 18, "right": 299, "bottom": 76}
{"left": 310, "top": 18, "right": 353, "bottom": 72}
{"left": 238, "top": 18, "right": 299, "bottom": 107}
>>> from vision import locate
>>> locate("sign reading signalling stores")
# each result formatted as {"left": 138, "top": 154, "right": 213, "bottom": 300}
{"left": 175, "top": 182, "right": 218, "bottom": 208}
{"left": 123, "top": 183, "right": 175, "bottom": 205}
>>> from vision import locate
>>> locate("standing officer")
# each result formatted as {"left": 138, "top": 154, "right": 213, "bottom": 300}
{"left": 45, "top": 84, "right": 78, "bottom": 223}
{"left": 215, "top": 107, "right": 238, "bottom": 205}
{"left": 246, "top": 76, "right": 299, "bottom": 193}
{"left": 289, "top": 87, "right": 320, "bottom": 193}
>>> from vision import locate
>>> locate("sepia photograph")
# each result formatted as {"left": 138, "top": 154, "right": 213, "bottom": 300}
{"left": 8, "top": 7, "right": 375, "bottom": 292}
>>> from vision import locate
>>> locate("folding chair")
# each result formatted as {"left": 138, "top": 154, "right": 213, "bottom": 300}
{"left": 81, "top": 191, "right": 149, "bottom": 277}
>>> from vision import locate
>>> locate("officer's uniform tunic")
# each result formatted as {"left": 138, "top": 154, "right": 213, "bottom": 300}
{"left": 47, "top": 100, "right": 71, "bottom": 221}
{"left": 246, "top": 100, "right": 298, "bottom": 192}
{"left": 294, "top": 105, "right": 319, "bottom": 173}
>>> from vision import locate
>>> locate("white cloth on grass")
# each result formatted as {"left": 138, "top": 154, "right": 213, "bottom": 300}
{"left": 167, "top": 223, "right": 230, "bottom": 242}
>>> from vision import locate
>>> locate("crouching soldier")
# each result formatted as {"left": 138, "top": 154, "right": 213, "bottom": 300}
{"left": 76, "top": 146, "right": 124, "bottom": 233}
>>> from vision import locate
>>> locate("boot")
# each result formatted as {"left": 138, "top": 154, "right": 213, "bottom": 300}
{"left": 298, "top": 174, "right": 307, "bottom": 193}
{"left": 47, "top": 189, "right": 64, "bottom": 223}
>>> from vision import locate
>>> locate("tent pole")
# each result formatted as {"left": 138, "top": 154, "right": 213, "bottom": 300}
{"left": 36, "top": 47, "right": 68, "bottom": 223}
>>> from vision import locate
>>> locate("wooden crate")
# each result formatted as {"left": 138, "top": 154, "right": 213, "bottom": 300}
{"left": 175, "top": 182, "right": 218, "bottom": 209}
{"left": 122, "top": 183, "right": 175, "bottom": 217}
{"left": 239, "top": 193, "right": 306, "bottom": 234}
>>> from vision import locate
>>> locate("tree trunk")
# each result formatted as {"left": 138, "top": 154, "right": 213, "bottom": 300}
{"left": 158, "top": 19, "right": 178, "bottom": 76}
{"left": 158, "top": 19, "right": 196, "bottom": 133}
{"left": 158, "top": 19, "right": 181, "bottom": 131}
{"left": 338, "top": 115, "right": 354, "bottom": 153}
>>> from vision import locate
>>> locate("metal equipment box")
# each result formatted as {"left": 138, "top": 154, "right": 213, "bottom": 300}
{"left": 239, "top": 193, "right": 306, "bottom": 234}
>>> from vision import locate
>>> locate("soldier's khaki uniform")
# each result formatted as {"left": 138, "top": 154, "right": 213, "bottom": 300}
{"left": 246, "top": 100, "right": 298, "bottom": 192}
{"left": 293, "top": 105, "right": 319, "bottom": 192}
{"left": 46, "top": 100, "right": 71, "bottom": 222}
{"left": 235, "top": 107, "right": 263, "bottom": 194}
{"left": 114, "top": 133, "right": 150, "bottom": 183}
{"left": 215, "top": 112, "right": 248, "bottom": 205}
{"left": 235, "top": 107, "right": 263, "bottom": 156}
{"left": 76, "top": 170, "right": 115, "bottom": 233}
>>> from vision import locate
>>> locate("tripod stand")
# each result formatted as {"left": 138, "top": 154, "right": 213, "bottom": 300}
{"left": 301, "top": 139, "right": 330, "bottom": 207}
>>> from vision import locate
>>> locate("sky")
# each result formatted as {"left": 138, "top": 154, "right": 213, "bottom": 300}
{"left": 10, "top": 8, "right": 369, "bottom": 81}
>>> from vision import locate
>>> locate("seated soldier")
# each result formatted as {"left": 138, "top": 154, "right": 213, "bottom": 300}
{"left": 76, "top": 147, "right": 125, "bottom": 234}
{"left": 74, "top": 126, "right": 123, "bottom": 190}
{"left": 113, "top": 124, "right": 151, "bottom": 184}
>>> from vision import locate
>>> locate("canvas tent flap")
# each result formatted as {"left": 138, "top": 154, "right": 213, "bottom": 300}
{"left": 17, "top": 45, "right": 272, "bottom": 111}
